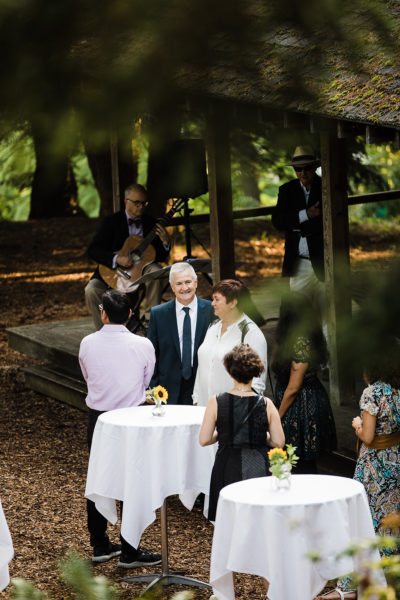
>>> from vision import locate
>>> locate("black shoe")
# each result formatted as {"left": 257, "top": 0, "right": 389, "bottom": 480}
{"left": 92, "top": 541, "right": 122, "bottom": 563}
{"left": 194, "top": 493, "right": 205, "bottom": 510}
{"left": 118, "top": 548, "right": 162, "bottom": 568}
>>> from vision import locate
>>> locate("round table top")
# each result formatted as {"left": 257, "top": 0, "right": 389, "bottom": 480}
{"left": 211, "top": 475, "right": 382, "bottom": 600}
{"left": 86, "top": 404, "right": 215, "bottom": 549}
{"left": 98, "top": 404, "right": 206, "bottom": 429}
{"left": 220, "top": 474, "right": 366, "bottom": 507}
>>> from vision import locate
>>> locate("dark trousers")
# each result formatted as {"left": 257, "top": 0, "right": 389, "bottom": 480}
{"left": 178, "top": 374, "right": 195, "bottom": 405}
{"left": 87, "top": 408, "right": 136, "bottom": 553}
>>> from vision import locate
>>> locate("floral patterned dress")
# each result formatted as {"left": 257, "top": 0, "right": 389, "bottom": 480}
{"left": 337, "top": 382, "right": 400, "bottom": 593}
{"left": 273, "top": 336, "right": 337, "bottom": 461}
{"left": 354, "top": 381, "right": 400, "bottom": 537}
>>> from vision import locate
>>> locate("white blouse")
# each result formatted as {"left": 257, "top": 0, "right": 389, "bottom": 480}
{"left": 192, "top": 313, "right": 268, "bottom": 407}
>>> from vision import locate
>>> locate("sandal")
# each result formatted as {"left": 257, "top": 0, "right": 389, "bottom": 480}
{"left": 315, "top": 589, "right": 356, "bottom": 600}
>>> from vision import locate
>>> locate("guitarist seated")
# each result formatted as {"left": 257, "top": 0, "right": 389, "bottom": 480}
{"left": 85, "top": 183, "right": 171, "bottom": 330}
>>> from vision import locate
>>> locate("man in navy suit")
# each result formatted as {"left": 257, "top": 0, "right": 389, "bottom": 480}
{"left": 147, "top": 262, "right": 214, "bottom": 405}
{"left": 85, "top": 183, "right": 170, "bottom": 329}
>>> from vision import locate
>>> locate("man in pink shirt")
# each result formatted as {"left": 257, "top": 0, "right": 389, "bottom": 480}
{"left": 79, "top": 289, "right": 161, "bottom": 568}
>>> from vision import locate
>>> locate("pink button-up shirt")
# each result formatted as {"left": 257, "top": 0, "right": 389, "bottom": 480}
{"left": 79, "top": 324, "right": 155, "bottom": 411}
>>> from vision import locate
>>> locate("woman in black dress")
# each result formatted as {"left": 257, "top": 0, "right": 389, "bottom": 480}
{"left": 271, "top": 293, "right": 337, "bottom": 474}
{"left": 199, "top": 343, "right": 285, "bottom": 522}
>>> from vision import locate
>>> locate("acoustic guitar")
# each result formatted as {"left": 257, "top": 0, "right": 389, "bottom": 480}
{"left": 99, "top": 198, "right": 185, "bottom": 292}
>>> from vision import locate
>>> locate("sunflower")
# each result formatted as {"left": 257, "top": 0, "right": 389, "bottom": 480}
{"left": 268, "top": 447, "right": 287, "bottom": 461}
{"left": 153, "top": 385, "right": 168, "bottom": 403}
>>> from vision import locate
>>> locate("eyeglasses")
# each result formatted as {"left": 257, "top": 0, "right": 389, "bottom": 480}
{"left": 293, "top": 165, "right": 314, "bottom": 173}
{"left": 98, "top": 304, "right": 103, "bottom": 312}
{"left": 127, "top": 199, "right": 148, "bottom": 207}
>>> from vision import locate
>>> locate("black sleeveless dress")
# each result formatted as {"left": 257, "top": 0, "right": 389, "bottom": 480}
{"left": 208, "top": 392, "right": 270, "bottom": 521}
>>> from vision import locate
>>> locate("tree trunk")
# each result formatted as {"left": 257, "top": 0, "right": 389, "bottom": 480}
{"left": 83, "top": 131, "right": 138, "bottom": 216}
{"left": 30, "top": 123, "right": 78, "bottom": 219}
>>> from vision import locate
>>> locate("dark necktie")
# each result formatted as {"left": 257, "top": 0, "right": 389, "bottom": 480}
{"left": 128, "top": 218, "right": 141, "bottom": 226}
{"left": 181, "top": 307, "right": 192, "bottom": 380}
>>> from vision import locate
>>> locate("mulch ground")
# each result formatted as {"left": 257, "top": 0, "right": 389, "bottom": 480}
{"left": 0, "top": 216, "right": 398, "bottom": 599}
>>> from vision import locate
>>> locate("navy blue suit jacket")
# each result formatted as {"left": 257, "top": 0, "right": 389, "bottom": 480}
{"left": 147, "top": 297, "right": 214, "bottom": 404}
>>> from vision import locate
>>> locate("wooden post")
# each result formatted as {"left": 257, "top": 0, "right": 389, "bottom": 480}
{"left": 110, "top": 131, "right": 121, "bottom": 212}
{"left": 206, "top": 107, "right": 235, "bottom": 282}
{"left": 320, "top": 131, "right": 352, "bottom": 406}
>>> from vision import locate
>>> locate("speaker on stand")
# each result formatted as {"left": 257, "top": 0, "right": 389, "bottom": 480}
{"left": 147, "top": 139, "right": 208, "bottom": 259}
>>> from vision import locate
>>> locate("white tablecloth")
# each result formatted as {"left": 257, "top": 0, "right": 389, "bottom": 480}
{"left": 85, "top": 405, "right": 216, "bottom": 549}
{"left": 0, "top": 499, "right": 13, "bottom": 592}
{"left": 210, "top": 475, "right": 385, "bottom": 600}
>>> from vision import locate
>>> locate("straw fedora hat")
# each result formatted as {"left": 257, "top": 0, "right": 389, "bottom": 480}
{"left": 288, "top": 145, "right": 320, "bottom": 167}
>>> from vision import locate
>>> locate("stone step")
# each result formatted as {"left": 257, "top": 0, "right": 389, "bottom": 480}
{"left": 7, "top": 318, "right": 94, "bottom": 377}
{"left": 23, "top": 364, "right": 87, "bottom": 411}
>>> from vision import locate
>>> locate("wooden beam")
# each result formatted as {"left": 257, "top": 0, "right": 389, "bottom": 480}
{"left": 206, "top": 107, "right": 235, "bottom": 282}
{"left": 320, "top": 131, "right": 353, "bottom": 406}
{"left": 348, "top": 189, "right": 400, "bottom": 205}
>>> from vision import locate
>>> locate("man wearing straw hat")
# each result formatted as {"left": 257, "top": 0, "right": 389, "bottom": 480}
{"left": 272, "top": 145, "right": 325, "bottom": 305}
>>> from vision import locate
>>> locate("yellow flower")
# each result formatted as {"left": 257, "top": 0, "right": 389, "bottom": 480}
{"left": 153, "top": 385, "right": 168, "bottom": 403}
{"left": 268, "top": 447, "right": 287, "bottom": 460}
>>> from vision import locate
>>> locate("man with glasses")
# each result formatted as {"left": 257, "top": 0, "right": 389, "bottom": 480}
{"left": 79, "top": 289, "right": 161, "bottom": 568}
{"left": 85, "top": 183, "right": 170, "bottom": 329}
{"left": 272, "top": 146, "right": 324, "bottom": 301}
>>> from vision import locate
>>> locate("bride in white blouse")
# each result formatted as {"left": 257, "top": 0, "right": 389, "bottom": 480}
{"left": 192, "top": 279, "right": 267, "bottom": 407}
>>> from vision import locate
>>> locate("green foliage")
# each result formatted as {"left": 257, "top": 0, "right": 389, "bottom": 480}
{"left": 59, "top": 553, "right": 116, "bottom": 600}
{"left": 11, "top": 552, "right": 194, "bottom": 600}
{"left": 11, "top": 579, "right": 48, "bottom": 600}
{"left": 349, "top": 143, "right": 400, "bottom": 220}
{"left": 307, "top": 534, "right": 400, "bottom": 599}
{"left": 0, "top": 128, "right": 100, "bottom": 220}
{"left": 71, "top": 151, "right": 100, "bottom": 218}
{"left": 0, "top": 127, "right": 35, "bottom": 221}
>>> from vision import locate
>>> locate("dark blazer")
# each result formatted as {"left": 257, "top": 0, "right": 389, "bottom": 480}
{"left": 147, "top": 297, "right": 214, "bottom": 404}
{"left": 272, "top": 175, "right": 324, "bottom": 281}
{"left": 88, "top": 210, "right": 169, "bottom": 282}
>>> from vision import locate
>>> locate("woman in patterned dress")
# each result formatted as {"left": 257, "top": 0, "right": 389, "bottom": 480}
{"left": 271, "top": 293, "right": 337, "bottom": 474}
{"left": 315, "top": 343, "right": 400, "bottom": 600}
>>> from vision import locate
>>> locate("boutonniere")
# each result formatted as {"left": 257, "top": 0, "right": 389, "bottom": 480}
{"left": 238, "top": 319, "right": 250, "bottom": 343}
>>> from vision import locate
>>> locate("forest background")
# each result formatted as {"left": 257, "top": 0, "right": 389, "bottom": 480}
{"left": 1, "top": 0, "right": 400, "bottom": 225}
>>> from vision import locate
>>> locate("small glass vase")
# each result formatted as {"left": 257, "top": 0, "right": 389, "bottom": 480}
{"left": 152, "top": 402, "right": 166, "bottom": 417}
{"left": 270, "top": 464, "right": 292, "bottom": 491}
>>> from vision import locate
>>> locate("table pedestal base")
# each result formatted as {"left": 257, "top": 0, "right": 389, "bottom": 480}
{"left": 122, "top": 498, "right": 211, "bottom": 595}
{"left": 123, "top": 572, "right": 211, "bottom": 593}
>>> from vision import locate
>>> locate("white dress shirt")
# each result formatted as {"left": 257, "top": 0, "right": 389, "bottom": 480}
{"left": 79, "top": 324, "right": 156, "bottom": 411}
{"left": 175, "top": 297, "right": 198, "bottom": 366}
{"left": 298, "top": 182, "right": 310, "bottom": 258}
{"left": 192, "top": 313, "right": 267, "bottom": 407}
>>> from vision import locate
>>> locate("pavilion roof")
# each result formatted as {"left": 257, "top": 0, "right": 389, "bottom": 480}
{"left": 178, "top": 8, "right": 400, "bottom": 130}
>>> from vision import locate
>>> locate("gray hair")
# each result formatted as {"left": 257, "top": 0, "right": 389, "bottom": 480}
{"left": 169, "top": 262, "right": 197, "bottom": 284}
{"left": 124, "top": 183, "right": 147, "bottom": 199}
